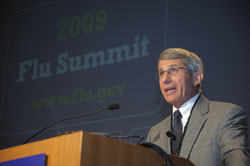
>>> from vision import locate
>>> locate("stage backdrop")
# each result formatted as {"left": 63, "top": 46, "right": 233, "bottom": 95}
{"left": 1, "top": 0, "right": 250, "bottom": 149}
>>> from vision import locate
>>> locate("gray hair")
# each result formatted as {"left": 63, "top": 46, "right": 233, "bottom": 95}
{"left": 159, "top": 48, "right": 204, "bottom": 91}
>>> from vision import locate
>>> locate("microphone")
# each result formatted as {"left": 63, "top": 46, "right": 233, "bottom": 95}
{"left": 166, "top": 131, "right": 176, "bottom": 140}
{"left": 23, "top": 103, "right": 120, "bottom": 144}
{"left": 107, "top": 103, "right": 120, "bottom": 110}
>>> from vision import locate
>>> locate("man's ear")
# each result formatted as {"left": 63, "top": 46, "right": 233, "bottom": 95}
{"left": 192, "top": 71, "right": 203, "bottom": 86}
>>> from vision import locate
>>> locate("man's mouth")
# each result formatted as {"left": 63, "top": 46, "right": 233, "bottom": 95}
{"left": 164, "top": 87, "right": 176, "bottom": 93}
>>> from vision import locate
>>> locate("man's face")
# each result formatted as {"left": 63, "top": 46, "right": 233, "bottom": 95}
{"left": 158, "top": 59, "right": 202, "bottom": 108}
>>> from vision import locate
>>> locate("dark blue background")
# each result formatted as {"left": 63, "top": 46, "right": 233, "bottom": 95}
{"left": 0, "top": 0, "right": 250, "bottom": 149}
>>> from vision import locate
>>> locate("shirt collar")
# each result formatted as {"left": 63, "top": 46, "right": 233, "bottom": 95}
{"left": 173, "top": 93, "right": 200, "bottom": 117}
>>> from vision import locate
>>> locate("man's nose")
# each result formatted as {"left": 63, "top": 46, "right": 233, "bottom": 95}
{"left": 160, "top": 73, "right": 171, "bottom": 84}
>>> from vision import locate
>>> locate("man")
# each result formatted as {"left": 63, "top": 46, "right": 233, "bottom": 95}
{"left": 146, "top": 48, "right": 250, "bottom": 165}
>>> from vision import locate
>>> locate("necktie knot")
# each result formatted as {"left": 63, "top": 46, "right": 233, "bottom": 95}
{"left": 174, "top": 110, "right": 182, "bottom": 121}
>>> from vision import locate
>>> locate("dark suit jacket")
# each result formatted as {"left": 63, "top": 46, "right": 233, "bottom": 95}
{"left": 146, "top": 95, "right": 250, "bottom": 166}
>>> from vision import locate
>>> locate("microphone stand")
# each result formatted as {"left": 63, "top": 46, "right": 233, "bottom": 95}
{"left": 23, "top": 103, "right": 119, "bottom": 144}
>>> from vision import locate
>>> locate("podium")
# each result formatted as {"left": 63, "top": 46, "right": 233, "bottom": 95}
{"left": 0, "top": 131, "right": 194, "bottom": 165}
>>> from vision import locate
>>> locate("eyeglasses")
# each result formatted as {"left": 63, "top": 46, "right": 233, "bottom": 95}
{"left": 157, "top": 66, "right": 189, "bottom": 79}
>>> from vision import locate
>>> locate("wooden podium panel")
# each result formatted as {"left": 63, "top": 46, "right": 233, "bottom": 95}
{"left": 0, "top": 131, "right": 194, "bottom": 165}
{"left": 80, "top": 132, "right": 165, "bottom": 165}
{"left": 0, "top": 131, "right": 84, "bottom": 165}
{"left": 0, "top": 131, "right": 165, "bottom": 166}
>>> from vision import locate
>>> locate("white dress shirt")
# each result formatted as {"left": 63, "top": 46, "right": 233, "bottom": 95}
{"left": 173, "top": 93, "right": 200, "bottom": 132}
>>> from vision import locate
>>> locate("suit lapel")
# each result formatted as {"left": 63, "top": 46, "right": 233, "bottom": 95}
{"left": 159, "top": 116, "right": 172, "bottom": 154}
{"left": 180, "top": 95, "right": 209, "bottom": 158}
